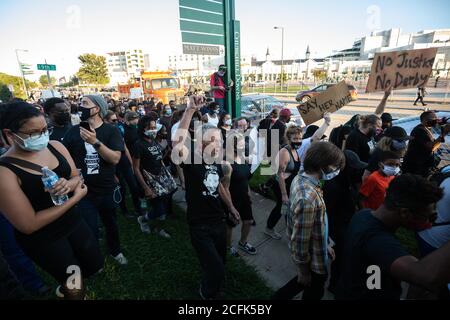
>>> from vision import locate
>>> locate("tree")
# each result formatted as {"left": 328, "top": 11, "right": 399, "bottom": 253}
{"left": 39, "top": 75, "right": 56, "bottom": 87}
{"left": 0, "top": 72, "right": 38, "bottom": 100}
{"left": 76, "top": 54, "right": 109, "bottom": 87}
{"left": 0, "top": 84, "right": 12, "bottom": 102}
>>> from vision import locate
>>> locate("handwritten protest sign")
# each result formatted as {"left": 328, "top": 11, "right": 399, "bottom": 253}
{"left": 366, "top": 48, "right": 438, "bottom": 93}
{"left": 297, "top": 81, "right": 352, "bottom": 125}
{"left": 129, "top": 87, "right": 143, "bottom": 99}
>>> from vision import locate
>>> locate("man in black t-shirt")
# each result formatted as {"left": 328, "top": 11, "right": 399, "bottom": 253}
{"left": 173, "top": 96, "right": 240, "bottom": 300}
{"left": 43, "top": 98, "right": 72, "bottom": 142}
{"left": 403, "top": 111, "right": 449, "bottom": 177}
{"left": 64, "top": 95, "right": 128, "bottom": 265}
{"left": 336, "top": 174, "right": 450, "bottom": 300}
{"left": 123, "top": 111, "right": 140, "bottom": 155}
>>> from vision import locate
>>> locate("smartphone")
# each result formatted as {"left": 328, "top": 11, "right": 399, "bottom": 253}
{"left": 80, "top": 121, "right": 92, "bottom": 132}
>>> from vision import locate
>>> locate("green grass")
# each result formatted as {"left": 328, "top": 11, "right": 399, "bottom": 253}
{"left": 37, "top": 205, "right": 273, "bottom": 300}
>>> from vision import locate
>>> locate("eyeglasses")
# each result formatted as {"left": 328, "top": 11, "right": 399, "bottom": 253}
{"left": 16, "top": 126, "right": 53, "bottom": 139}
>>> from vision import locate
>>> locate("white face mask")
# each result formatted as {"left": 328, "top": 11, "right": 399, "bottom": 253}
{"left": 225, "top": 119, "right": 232, "bottom": 126}
{"left": 321, "top": 168, "right": 340, "bottom": 181}
{"left": 14, "top": 131, "right": 49, "bottom": 152}
{"left": 144, "top": 130, "right": 158, "bottom": 138}
{"left": 382, "top": 165, "right": 400, "bottom": 177}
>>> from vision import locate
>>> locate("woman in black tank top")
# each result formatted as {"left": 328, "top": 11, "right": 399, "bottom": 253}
{"left": 265, "top": 126, "right": 302, "bottom": 239}
{"left": 0, "top": 102, "right": 103, "bottom": 299}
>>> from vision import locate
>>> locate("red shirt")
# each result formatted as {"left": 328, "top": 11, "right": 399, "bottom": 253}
{"left": 210, "top": 73, "right": 225, "bottom": 99}
{"left": 360, "top": 171, "right": 394, "bottom": 210}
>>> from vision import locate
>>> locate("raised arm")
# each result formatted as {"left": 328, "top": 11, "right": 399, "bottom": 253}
{"left": 374, "top": 87, "right": 392, "bottom": 116}
{"left": 310, "top": 112, "right": 332, "bottom": 142}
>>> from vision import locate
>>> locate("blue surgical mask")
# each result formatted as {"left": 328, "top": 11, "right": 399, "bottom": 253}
{"left": 164, "top": 109, "right": 172, "bottom": 116}
{"left": 321, "top": 168, "right": 340, "bottom": 181}
{"left": 382, "top": 165, "right": 400, "bottom": 177}
{"left": 144, "top": 130, "right": 158, "bottom": 138}
{"left": 14, "top": 131, "right": 49, "bottom": 152}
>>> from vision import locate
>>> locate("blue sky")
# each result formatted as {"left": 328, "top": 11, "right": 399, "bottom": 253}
{"left": 0, "top": 0, "right": 449, "bottom": 80}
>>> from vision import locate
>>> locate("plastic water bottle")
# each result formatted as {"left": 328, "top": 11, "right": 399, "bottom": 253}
{"left": 140, "top": 198, "right": 148, "bottom": 212}
{"left": 41, "top": 167, "right": 68, "bottom": 206}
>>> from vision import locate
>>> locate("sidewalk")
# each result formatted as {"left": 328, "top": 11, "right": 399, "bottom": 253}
{"left": 172, "top": 187, "right": 335, "bottom": 300}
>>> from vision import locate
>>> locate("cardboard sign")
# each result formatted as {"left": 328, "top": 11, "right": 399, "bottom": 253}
{"left": 129, "top": 87, "right": 143, "bottom": 99}
{"left": 366, "top": 48, "right": 438, "bottom": 93}
{"left": 297, "top": 81, "right": 352, "bottom": 125}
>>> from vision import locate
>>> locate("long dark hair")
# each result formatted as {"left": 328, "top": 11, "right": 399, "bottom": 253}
{"left": 0, "top": 102, "right": 42, "bottom": 141}
{"left": 137, "top": 115, "right": 155, "bottom": 139}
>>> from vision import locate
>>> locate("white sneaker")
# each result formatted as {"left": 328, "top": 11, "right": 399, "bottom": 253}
{"left": 158, "top": 229, "right": 171, "bottom": 239}
{"left": 264, "top": 228, "right": 282, "bottom": 240}
{"left": 230, "top": 246, "right": 240, "bottom": 257}
{"left": 137, "top": 216, "right": 151, "bottom": 234}
{"left": 113, "top": 253, "right": 128, "bottom": 265}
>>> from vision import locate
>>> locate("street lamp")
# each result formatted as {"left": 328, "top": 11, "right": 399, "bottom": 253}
{"left": 15, "top": 49, "right": 29, "bottom": 99}
{"left": 274, "top": 26, "right": 284, "bottom": 90}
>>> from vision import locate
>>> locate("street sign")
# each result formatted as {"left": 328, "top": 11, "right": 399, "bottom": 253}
{"left": 230, "top": 20, "right": 241, "bottom": 118}
{"left": 179, "top": 0, "right": 225, "bottom": 51}
{"left": 182, "top": 44, "right": 220, "bottom": 55}
{"left": 37, "top": 64, "right": 56, "bottom": 71}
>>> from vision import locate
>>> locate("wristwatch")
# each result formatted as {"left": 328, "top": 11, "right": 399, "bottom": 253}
{"left": 93, "top": 139, "right": 102, "bottom": 150}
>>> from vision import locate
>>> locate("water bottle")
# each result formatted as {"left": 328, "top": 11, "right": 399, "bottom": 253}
{"left": 140, "top": 198, "right": 148, "bottom": 212}
{"left": 41, "top": 167, "right": 68, "bottom": 206}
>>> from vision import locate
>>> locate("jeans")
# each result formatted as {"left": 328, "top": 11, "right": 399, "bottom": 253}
{"left": 117, "top": 159, "right": 142, "bottom": 215}
{"left": 189, "top": 221, "right": 227, "bottom": 299}
{"left": 0, "top": 213, "right": 45, "bottom": 294}
{"left": 266, "top": 176, "right": 294, "bottom": 230}
{"left": 145, "top": 195, "right": 170, "bottom": 220}
{"left": 78, "top": 192, "right": 122, "bottom": 257}
{"left": 0, "top": 250, "right": 26, "bottom": 299}
{"left": 19, "top": 220, "right": 104, "bottom": 285}
{"left": 272, "top": 271, "right": 327, "bottom": 300}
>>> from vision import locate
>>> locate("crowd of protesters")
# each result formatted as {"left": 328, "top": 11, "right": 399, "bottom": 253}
{"left": 0, "top": 68, "right": 450, "bottom": 301}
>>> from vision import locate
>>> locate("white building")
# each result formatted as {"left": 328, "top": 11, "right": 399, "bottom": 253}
{"left": 106, "top": 49, "right": 147, "bottom": 85}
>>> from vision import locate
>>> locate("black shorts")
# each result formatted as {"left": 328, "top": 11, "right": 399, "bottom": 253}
{"left": 226, "top": 195, "right": 254, "bottom": 227}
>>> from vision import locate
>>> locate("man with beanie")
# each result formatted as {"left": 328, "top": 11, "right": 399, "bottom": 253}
{"left": 63, "top": 95, "right": 128, "bottom": 265}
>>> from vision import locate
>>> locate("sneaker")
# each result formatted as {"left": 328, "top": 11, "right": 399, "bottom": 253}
{"left": 238, "top": 242, "right": 257, "bottom": 255}
{"left": 158, "top": 229, "right": 171, "bottom": 239}
{"left": 112, "top": 253, "right": 128, "bottom": 265}
{"left": 137, "top": 216, "right": 151, "bottom": 234}
{"left": 55, "top": 285, "right": 64, "bottom": 298}
{"left": 229, "top": 246, "right": 240, "bottom": 257}
{"left": 264, "top": 227, "right": 282, "bottom": 240}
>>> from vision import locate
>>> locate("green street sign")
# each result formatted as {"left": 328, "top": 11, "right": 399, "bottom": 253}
{"left": 179, "top": 0, "right": 225, "bottom": 50}
{"left": 37, "top": 64, "right": 56, "bottom": 71}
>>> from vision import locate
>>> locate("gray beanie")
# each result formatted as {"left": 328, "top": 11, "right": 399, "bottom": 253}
{"left": 85, "top": 95, "right": 108, "bottom": 118}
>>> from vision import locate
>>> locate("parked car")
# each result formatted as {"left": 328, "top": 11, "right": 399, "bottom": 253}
{"left": 240, "top": 94, "right": 305, "bottom": 127}
{"left": 295, "top": 83, "right": 358, "bottom": 103}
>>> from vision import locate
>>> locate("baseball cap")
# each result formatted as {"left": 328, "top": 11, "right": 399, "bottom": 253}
{"left": 344, "top": 150, "right": 368, "bottom": 170}
{"left": 381, "top": 113, "right": 396, "bottom": 123}
{"left": 384, "top": 126, "right": 411, "bottom": 141}
{"left": 125, "top": 111, "right": 139, "bottom": 122}
{"left": 279, "top": 108, "right": 292, "bottom": 117}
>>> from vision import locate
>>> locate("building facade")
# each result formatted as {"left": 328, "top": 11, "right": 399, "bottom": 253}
{"left": 106, "top": 49, "right": 147, "bottom": 85}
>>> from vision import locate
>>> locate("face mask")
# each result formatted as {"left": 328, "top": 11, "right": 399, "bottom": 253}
{"left": 391, "top": 140, "right": 407, "bottom": 151}
{"left": 144, "top": 130, "right": 158, "bottom": 139}
{"left": 215, "top": 110, "right": 220, "bottom": 115}
{"left": 218, "top": 71, "right": 225, "bottom": 77}
{"left": 225, "top": 119, "right": 232, "bottom": 126}
{"left": 53, "top": 112, "right": 71, "bottom": 126}
{"left": 164, "top": 109, "right": 172, "bottom": 116}
{"left": 80, "top": 107, "right": 97, "bottom": 121}
{"left": 382, "top": 165, "right": 400, "bottom": 177}
{"left": 427, "top": 120, "right": 438, "bottom": 128}
{"left": 321, "top": 168, "right": 340, "bottom": 181}
{"left": 290, "top": 142, "right": 302, "bottom": 149}
{"left": 14, "top": 131, "right": 49, "bottom": 152}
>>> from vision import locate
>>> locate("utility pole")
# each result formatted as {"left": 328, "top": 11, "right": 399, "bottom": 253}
{"left": 15, "top": 49, "right": 29, "bottom": 99}
{"left": 274, "top": 26, "right": 284, "bottom": 90}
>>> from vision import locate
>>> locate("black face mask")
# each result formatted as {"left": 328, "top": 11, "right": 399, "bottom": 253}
{"left": 427, "top": 120, "right": 438, "bottom": 127}
{"left": 80, "top": 107, "right": 96, "bottom": 121}
{"left": 290, "top": 142, "right": 302, "bottom": 149}
{"left": 53, "top": 112, "right": 71, "bottom": 126}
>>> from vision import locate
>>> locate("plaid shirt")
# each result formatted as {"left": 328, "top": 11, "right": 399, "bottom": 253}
{"left": 287, "top": 174, "right": 328, "bottom": 275}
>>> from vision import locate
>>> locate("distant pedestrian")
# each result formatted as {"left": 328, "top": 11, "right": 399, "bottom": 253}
{"left": 414, "top": 87, "right": 427, "bottom": 106}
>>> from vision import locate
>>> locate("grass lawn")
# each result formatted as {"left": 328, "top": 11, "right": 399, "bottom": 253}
{"left": 37, "top": 204, "right": 273, "bottom": 300}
